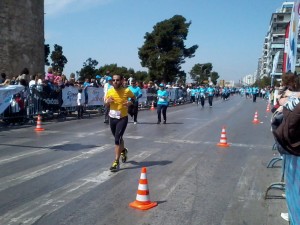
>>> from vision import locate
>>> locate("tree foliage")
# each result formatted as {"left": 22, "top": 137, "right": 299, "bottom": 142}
{"left": 254, "top": 75, "right": 279, "bottom": 88}
{"left": 93, "top": 64, "right": 148, "bottom": 81}
{"left": 44, "top": 44, "right": 50, "bottom": 66}
{"left": 190, "top": 63, "right": 214, "bottom": 84}
{"left": 78, "top": 58, "right": 99, "bottom": 81}
{"left": 210, "top": 71, "right": 219, "bottom": 85}
{"left": 138, "top": 15, "right": 198, "bottom": 83}
{"left": 50, "top": 44, "right": 68, "bottom": 72}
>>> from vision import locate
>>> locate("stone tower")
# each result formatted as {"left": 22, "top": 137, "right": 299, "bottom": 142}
{"left": 0, "top": 0, "right": 44, "bottom": 78}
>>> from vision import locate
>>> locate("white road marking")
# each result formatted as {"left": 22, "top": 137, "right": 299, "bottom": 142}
{"left": 0, "top": 150, "right": 155, "bottom": 225}
{"left": 154, "top": 139, "right": 271, "bottom": 149}
{"left": 0, "top": 144, "right": 113, "bottom": 192}
{"left": 126, "top": 135, "right": 144, "bottom": 139}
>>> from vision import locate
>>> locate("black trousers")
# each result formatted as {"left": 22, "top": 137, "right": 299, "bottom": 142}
{"left": 253, "top": 93, "right": 257, "bottom": 102}
{"left": 77, "top": 105, "right": 84, "bottom": 118}
{"left": 208, "top": 96, "right": 213, "bottom": 106}
{"left": 104, "top": 105, "right": 110, "bottom": 122}
{"left": 157, "top": 104, "right": 168, "bottom": 122}
{"left": 109, "top": 116, "right": 128, "bottom": 145}
{"left": 200, "top": 96, "right": 205, "bottom": 106}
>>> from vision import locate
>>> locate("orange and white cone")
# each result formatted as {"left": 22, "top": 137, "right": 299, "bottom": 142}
{"left": 150, "top": 101, "right": 155, "bottom": 110}
{"left": 217, "top": 126, "right": 230, "bottom": 147}
{"left": 266, "top": 103, "right": 270, "bottom": 112}
{"left": 129, "top": 167, "right": 157, "bottom": 210}
{"left": 35, "top": 114, "right": 45, "bottom": 131}
{"left": 252, "top": 111, "right": 260, "bottom": 124}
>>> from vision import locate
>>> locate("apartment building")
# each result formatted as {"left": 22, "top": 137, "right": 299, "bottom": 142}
{"left": 259, "top": 1, "right": 295, "bottom": 81}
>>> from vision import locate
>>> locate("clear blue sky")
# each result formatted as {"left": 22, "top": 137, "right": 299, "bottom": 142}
{"left": 45, "top": 0, "right": 288, "bottom": 82}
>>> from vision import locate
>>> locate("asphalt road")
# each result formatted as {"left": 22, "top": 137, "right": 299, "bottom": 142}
{"left": 0, "top": 95, "right": 288, "bottom": 225}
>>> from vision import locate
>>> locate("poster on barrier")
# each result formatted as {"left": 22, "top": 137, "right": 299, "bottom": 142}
{"left": 0, "top": 85, "right": 24, "bottom": 114}
{"left": 139, "top": 89, "right": 148, "bottom": 103}
{"left": 168, "top": 88, "right": 178, "bottom": 101}
{"left": 87, "top": 87, "right": 104, "bottom": 106}
{"left": 147, "top": 88, "right": 157, "bottom": 103}
{"left": 62, "top": 86, "right": 79, "bottom": 107}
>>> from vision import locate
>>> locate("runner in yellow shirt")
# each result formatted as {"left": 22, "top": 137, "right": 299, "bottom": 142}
{"left": 104, "top": 74, "right": 135, "bottom": 172}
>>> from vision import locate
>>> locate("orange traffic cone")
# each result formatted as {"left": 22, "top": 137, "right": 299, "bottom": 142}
{"left": 150, "top": 101, "right": 155, "bottom": 110}
{"left": 35, "top": 114, "right": 45, "bottom": 131}
{"left": 252, "top": 111, "right": 260, "bottom": 124}
{"left": 217, "top": 126, "right": 230, "bottom": 147}
{"left": 266, "top": 103, "right": 270, "bottom": 112}
{"left": 129, "top": 167, "right": 157, "bottom": 210}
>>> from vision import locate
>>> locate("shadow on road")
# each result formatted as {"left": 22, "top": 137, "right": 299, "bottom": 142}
{"left": 121, "top": 160, "right": 172, "bottom": 170}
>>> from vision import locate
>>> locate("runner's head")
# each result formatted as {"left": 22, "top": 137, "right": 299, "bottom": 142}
{"left": 131, "top": 79, "right": 137, "bottom": 86}
{"left": 112, "top": 74, "right": 123, "bottom": 89}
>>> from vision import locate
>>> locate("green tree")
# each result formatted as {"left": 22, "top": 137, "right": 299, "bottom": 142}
{"left": 96, "top": 64, "right": 144, "bottom": 80}
{"left": 135, "top": 71, "right": 148, "bottom": 82}
{"left": 210, "top": 71, "right": 219, "bottom": 85}
{"left": 44, "top": 44, "right": 50, "bottom": 66}
{"left": 50, "top": 44, "right": 68, "bottom": 72}
{"left": 254, "top": 76, "right": 279, "bottom": 88}
{"left": 138, "top": 15, "right": 198, "bottom": 83}
{"left": 97, "top": 64, "right": 126, "bottom": 77}
{"left": 190, "top": 63, "right": 213, "bottom": 84}
{"left": 78, "top": 58, "right": 99, "bottom": 81}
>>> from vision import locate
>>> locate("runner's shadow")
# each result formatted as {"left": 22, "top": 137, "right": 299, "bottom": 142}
{"left": 129, "top": 122, "right": 160, "bottom": 125}
{"left": 121, "top": 160, "right": 172, "bottom": 170}
{"left": 130, "top": 122, "right": 184, "bottom": 125}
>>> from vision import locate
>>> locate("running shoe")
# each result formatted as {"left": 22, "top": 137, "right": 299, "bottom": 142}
{"left": 110, "top": 160, "right": 120, "bottom": 172}
{"left": 121, "top": 148, "right": 128, "bottom": 163}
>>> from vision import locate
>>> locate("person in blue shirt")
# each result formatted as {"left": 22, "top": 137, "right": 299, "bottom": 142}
{"left": 252, "top": 86, "right": 259, "bottom": 102}
{"left": 245, "top": 87, "right": 251, "bottom": 99}
{"left": 157, "top": 84, "right": 169, "bottom": 124}
{"left": 190, "top": 86, "right": 197, "bottom": 103}
{"left": 206, "top": 85, "right": 215, "bottom": 107}
{"left": 83, "top": 78, "right": 91, "bottom": 106}
{"left": 198, "top": 84, "right": 206, "bottom": 107}
{"left": 128, "top": 79, "right": 142, "bottom": 124}
{"left": 222, "top": 87, "right": 230, "bottom": 100}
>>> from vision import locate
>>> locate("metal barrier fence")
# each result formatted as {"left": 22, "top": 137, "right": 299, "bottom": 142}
{"left": 284, "top": 154, "right": 300, "bottom": 225}
{"left": 0, "top": 85, "right": 190, "bottom": 125}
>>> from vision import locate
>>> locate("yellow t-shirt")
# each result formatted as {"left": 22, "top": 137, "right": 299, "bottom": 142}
{"left": 106, "top": 87, "right": 134, "bottom": 118}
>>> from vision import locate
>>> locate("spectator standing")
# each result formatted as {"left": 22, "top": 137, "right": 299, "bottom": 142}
{"left": 45, "top": 67, "right": 54, "bottom": 83}
{"left": 128, "top": 75, "right": 133, "bottom": 85}
{"left": 10, "top": 76, "right": 16, "bottom": 85}
{"left": 16, "top": 68, "right": 30, "bottom": 85}
{"left": 28, "top": 74, "right": 36, "bottom": 94}
{"left": 77, "top": 88, "right": 84, "bottom": 119}
{"left": 83, "top": 78, "right": 91, "bottom": 106}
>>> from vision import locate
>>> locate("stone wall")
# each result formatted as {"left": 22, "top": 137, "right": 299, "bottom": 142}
{"left": 0, "top": 0, "right": 44, "bottom": 78}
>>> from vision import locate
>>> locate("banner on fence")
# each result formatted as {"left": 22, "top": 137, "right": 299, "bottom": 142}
{"left": 61, "top": 86, "right": 79, "bottom": 107}
{"left": 87, "top": 87, "right": 104, "bottom": 106}
{"left": 61, "top": 86, "right": 104, "bottom": 107}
